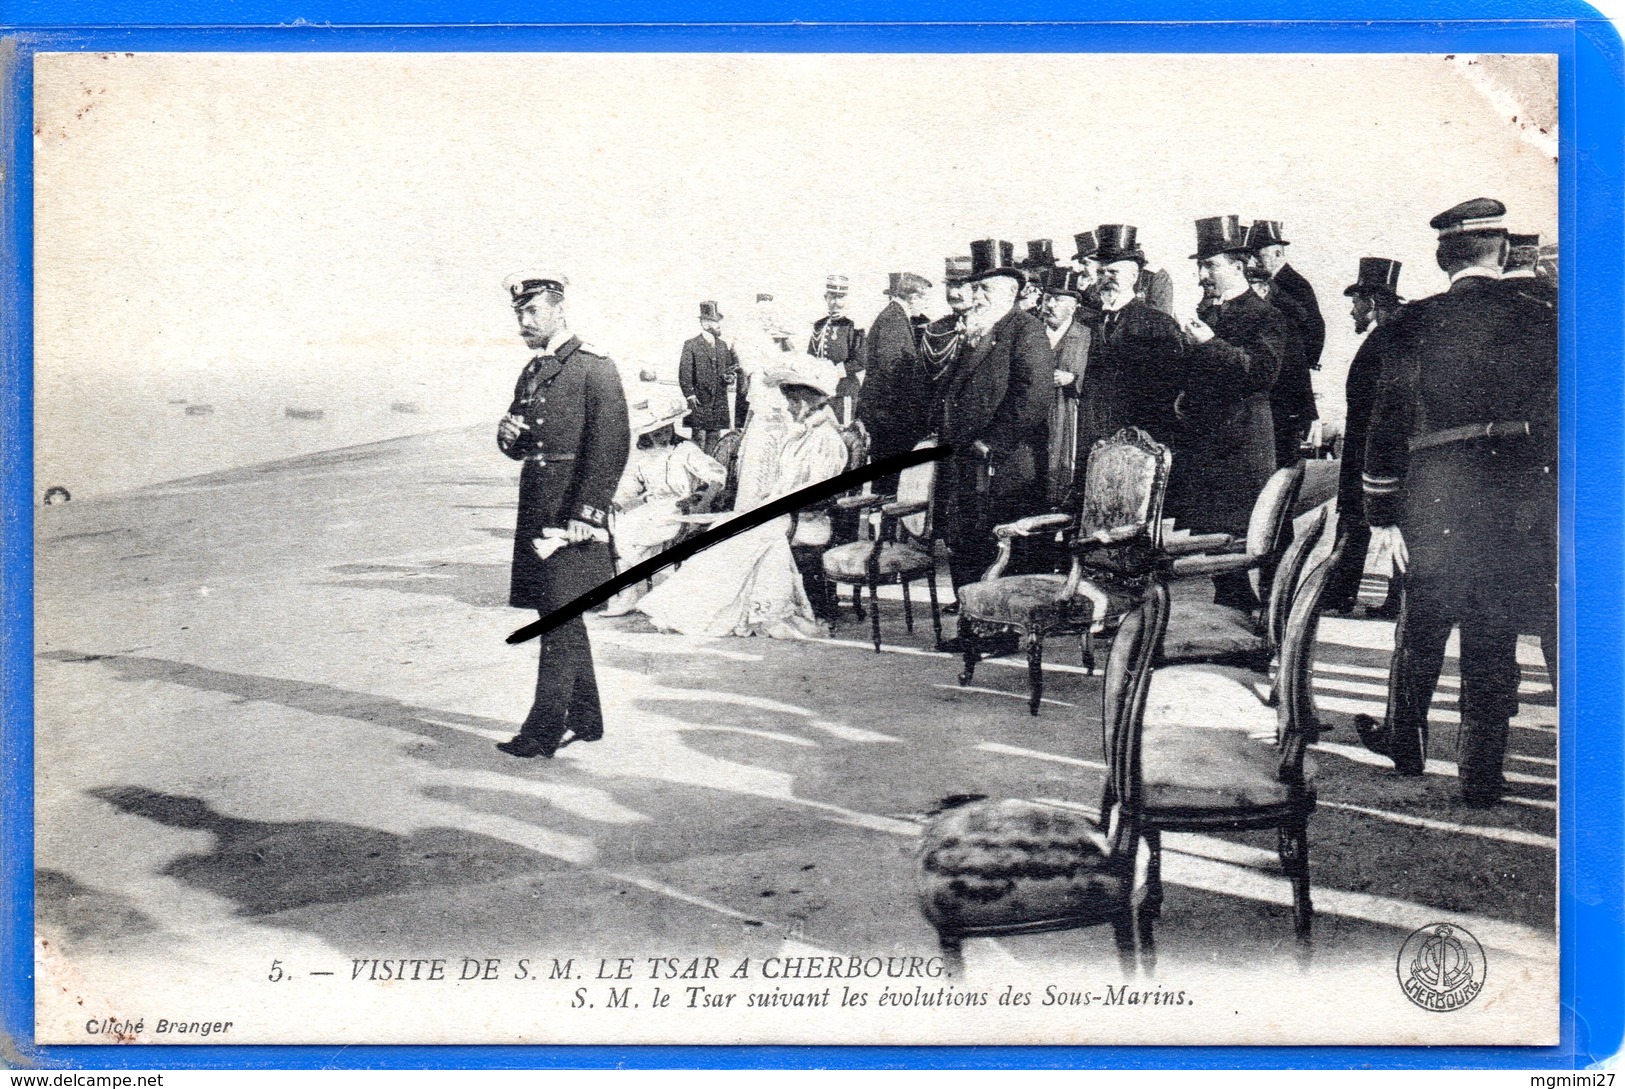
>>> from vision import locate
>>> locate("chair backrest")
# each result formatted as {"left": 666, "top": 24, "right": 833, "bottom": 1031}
{"left": 1099, "top": 578, "right": 1172, "bottom": 860}
{"left": 1265, "top": 502, "right": 1331, "bottom": 653}
{"left": 895, "top": 439, "right": 938, "bottom": 540}
{"left": 1274, "top": 537, "right": 1345, "bottom": 785}
{"left": 1245, "top": 461, "right": 1307, "bottom": 600}
{"left": 1078, "top": 427, "right": 1174, "bottom": 547}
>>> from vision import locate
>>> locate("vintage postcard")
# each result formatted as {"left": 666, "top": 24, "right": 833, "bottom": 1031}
{"left": 31, "top": 51, "right": 1558, "bottom": 1046}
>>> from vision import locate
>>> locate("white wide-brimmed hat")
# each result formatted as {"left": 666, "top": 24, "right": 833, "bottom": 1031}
{"left": 764, "top": 354, "right": 840, "bottom": 399}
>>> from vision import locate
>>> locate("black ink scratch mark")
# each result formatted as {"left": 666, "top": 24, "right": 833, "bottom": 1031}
{"left": 505, "top": 444, "right": 952, "bottom": 646}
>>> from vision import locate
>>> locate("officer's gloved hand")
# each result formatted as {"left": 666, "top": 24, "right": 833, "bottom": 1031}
{"left": 1369, "top": 525, "right": 1409, "bottom": 576}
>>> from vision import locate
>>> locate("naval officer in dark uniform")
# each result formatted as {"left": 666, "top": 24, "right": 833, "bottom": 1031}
{"left": 1357, "top": 199, "right": 1557, "bottom": 804}
{"left": 496, "top": 270, "right": 631, "bottom": 759}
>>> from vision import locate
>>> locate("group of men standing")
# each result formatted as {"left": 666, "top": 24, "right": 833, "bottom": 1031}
{"left": 492, "top": 199, "right": 1559, "bottom": 811}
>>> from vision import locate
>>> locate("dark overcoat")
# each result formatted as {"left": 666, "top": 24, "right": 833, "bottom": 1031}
{"left": 1077, "top": 299, "right": 1184, "bottom": 461}
{"left": 500, "top": 336, "right": 631, "bottom": 612}
{"left": 1363, "top": 274, "right": 1557, "bottom": 613}
{"left": 1047, "top": 317, "right": 1092, "bottom": 503}
{"left": 1171, "top": 291, "right": 1286, "bottom": 534}
{"left": 934, "top": 305, "right": 1054, "bottom": 534}
{"left": 1267, "top": 287, "right": 1320, "bottom": 431}
{"left": 678, "top": 332, "right": 738, "bottom": 431}
{"left": 1273, "top": 263, "right": 1326, "bottom": 370}
{"left": 1335, "top": 318, "right": 1399, "bottom": 533}
{"left": 856, "top": 299, "right": 930, "bottom": 461}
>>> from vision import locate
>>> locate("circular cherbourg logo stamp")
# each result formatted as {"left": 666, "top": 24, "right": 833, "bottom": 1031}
{"left": 1397, "top": 923, "right": 1487, "bottom": 1012}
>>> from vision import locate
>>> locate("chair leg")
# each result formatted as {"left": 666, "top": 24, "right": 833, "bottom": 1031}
{"left": 1143, "top": 829, "right": 1164, "bottom": 921}
{"left": 926, "top": 573, "right": 943, "bottom": 647}
{"left": 1278, "top": 820, "right": 1313, "bottom": 951}
{"left": 938, "top": 934, "right": 965, "bottom": 979}
{"left": 1113, "top": 915, "right": 1138, "bottom": 976}
{"left": 869, "top": 577, "right": 882, "bottom": 653}
{"left": 1026, "top": 633, "right": 1045, "bottom": 715}
{"left": 851, "top": 584, "right": 865, "bottom": 620}
{"left": 958, "top": 628, "right": 979, "bottom": 686}
{"left": 901, "top": 579, "right": 914, "bottom": 632}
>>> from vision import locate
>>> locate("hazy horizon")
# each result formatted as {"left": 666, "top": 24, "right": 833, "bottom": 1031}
{"left": 34, "top": 51, "right": 1558, "bottom": 498}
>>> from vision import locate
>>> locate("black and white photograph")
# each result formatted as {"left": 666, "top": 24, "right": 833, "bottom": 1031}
{"left": 31, "top": 50, "right": 1558, "bottom": 1045}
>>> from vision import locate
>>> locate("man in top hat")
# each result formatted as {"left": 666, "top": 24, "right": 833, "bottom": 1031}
{"left": 809, "top": 274, "right": 866, "bottom": 424}
{"left": 495, "top": 269, "right": 630, "bottom": 759}
{"left": 1323, "top": 257, "right": 1406, "bottom": 614}
{"left": 1246, "top": 259, "right": 1314, "bottom": 466}
{"left": 1249, "top": 220, "right": 1326, "bottom": 467}
{"left": 1178, "top": 216, "right": 1289, "bottom": 606}
{"left": 1076, "top": 224, "right": 1186, "bottom": 464}
{"left": 1357, "top": 198, "right": 1557, "bottom": 804}
{"left": 1070, "top": 230, "right": 1105, "bottom": 321}
{"left": 856, "top": 271, "right": 935, "bottom": 491}
{"left": 1018, "top": 239, "right": 1057, "bottom": 313}
{"left": 935, "top": 239, "right": 1056, "bottom": 622}
{"left": 1039, "top": 267, "right": 1093, "bottom": 506}
{"left": 679, "top": 301, "right": 740, "bottom": 457}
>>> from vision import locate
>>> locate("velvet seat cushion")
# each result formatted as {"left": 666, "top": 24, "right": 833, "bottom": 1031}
{"left": 958, "top": 576, "right": 1136, "bottom": 631}
{"left": 918, "top": 800, "right": 1125, "bottom": 932}
{"left": 1163, "top": 597, "right": 1264, "bottom": 661}
{"left": 821, "top": 540, "right": 934, "bottom": 580}
{"left": 1139, "top": 664, "right": 1316, "bottom": 817}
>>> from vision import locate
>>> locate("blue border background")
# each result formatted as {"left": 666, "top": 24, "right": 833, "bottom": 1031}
{"left": 2, "top": 10, "right": 1620, "bottom": 1072}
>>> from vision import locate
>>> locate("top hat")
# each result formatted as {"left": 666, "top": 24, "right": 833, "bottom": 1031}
{"left": 1072, "top": 230, "right": 1099, "bottom": 261}
{"left": 1094, "top": 224, "right": 1146, "bottom": 265}
{"left": 1039, "top": 267, "right": 1085, "bottom": 299}
{"left": 765, "top": 354, "right": 840, "bottom": 399}
{"left": 885, "top": 271, "right": 934, "bottom": 298}
{"left": 1246, "top": 220, "right": 1290, "bottom": 249}
{"left": 1430, "top": 198, "right": 1508, "bottom": 237}
{"left": 1343, "top": 257, "right": 1403, "bottom": 298}
{"left": 698, "top": 300, "right": 723, "bottom": 322}
{"left": 824, "top": 274, "right": 851, "bottom": 296}
{"left": 966, "top": 239, "right": 1023, "bottom": 284}
{"left": 504, "top": 269, "right": 569, "bottom": 306}
{"left": 943, "top": 255, "right": 975, "bottom": 284}
{"left": 1022, "top": 239, "right": 1056, "bottom": 269}
{"left": 1190, "top": 216, "right": 1252, "bottom": 260}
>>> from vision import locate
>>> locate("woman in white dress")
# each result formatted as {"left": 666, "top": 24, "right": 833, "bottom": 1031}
{"left": 602, "top": 391, "right": 728, "bottom": 616}
{"left": 636, "top": 355, "right": 851, "bottom": 639}
{"left": 730, "top": 297, "right": 798, "bottom": 511}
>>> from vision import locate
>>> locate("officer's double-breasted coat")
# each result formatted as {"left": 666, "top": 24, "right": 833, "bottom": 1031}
{"left": 809, "top": 314, "right": 866, "bottom": 405}
{"left": 500, "top": 335, "right": 631, "bottom": 612}
{"left": 1362, "top": 274, "right": 1557, "bottom": 614}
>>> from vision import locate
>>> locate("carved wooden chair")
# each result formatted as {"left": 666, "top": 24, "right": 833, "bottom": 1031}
{"left": 820, "top": 439, "right": 943, "bottom": 651}
{"left": 1130, "top": 536, "right": 1345, "bottom": 967}
{"left": 916, "top": 579, "right": 1170, "bottom": 976}
{"left": 1158, "top": 462, "right": 1305, "bottom": 670}
{"left": 954, "top": 427, "right": 1172, "bottom": 714}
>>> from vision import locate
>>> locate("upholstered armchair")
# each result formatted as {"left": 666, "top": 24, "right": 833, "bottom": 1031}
{"left": 916, "top": 579, "right": 1170, "bottom": 975}
{"left": 955, "top": 427, "right": 1172, "bottom": 714}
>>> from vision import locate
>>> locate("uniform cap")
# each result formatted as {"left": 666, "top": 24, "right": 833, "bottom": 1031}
{"left": 504, "top": 269, "right": 569, "bottom": 305}
{"left": 1429, "top": 198, "right": 1508, "bottom": 237}
{"left": 824, "top": 274, "right": 851, "bottom": 296}
{"left": 943, "top": 255, "right": 975, "bottom": 284}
